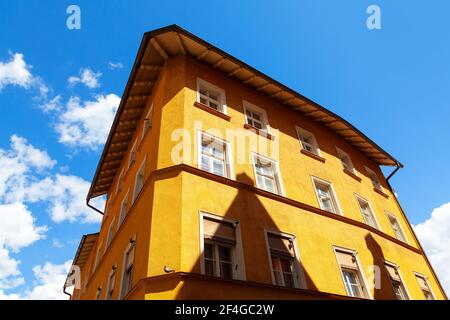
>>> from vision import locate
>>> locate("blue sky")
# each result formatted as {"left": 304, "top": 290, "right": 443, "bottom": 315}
{"left": 0, "top": 0, "right": 449, "bottom": 298}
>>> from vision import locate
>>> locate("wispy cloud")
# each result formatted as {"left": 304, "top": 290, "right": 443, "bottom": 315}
{"left": 68, "top": 68, "right": 102, "bottom": 89}
{"left": 108, "top": 62, "right": 123, "bottom": 70}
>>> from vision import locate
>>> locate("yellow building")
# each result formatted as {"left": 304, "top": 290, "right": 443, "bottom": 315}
{"left": 65, "top": 25, "right": 446, "bottom": 300}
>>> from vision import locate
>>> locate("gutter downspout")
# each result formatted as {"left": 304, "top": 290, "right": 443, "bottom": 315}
{"left": 63, "top": 285, "right": 72, "bottom": 300}
{"left": 386, "top": 162, "right": 403, "bottom": 182}
{"left": 86, "top": 197, "right": 104, "bottom": 215}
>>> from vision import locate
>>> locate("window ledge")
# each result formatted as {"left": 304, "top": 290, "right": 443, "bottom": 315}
{"left": 243, "top": 123, "right": 274, "bottom": 140}
{"left": 300, "top": 149, "right": 326, "bottom": 163}
{"left": 374, "top": 187, "right": 389, "bottom": 199}
{"left": 194, "top": 101, "right": 231, "bottom": 121}
{"left": 343, "top": 168, "right": 362, "bottom": 182}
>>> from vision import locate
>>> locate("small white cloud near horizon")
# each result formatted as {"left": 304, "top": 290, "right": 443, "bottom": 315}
{"left": 415, "top": 202, "right": 450, "bottom": 295}
{"left": 0, "top": 260, "right": 72, "bottom": 300}
{"left": 55, "top": 94, "right": 120, "bottom": 150}
{"left": 108, "top": 62, "right": 123, "bottom": 70}
{"left": 68, "top": 68, "right": 102, "bottom": 89}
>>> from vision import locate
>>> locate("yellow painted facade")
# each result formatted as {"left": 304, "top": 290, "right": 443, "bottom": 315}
{"left": 70, "top": 53, "right": 446, "bottom": 300}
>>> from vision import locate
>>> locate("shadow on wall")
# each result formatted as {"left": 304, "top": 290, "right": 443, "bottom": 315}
{"left": 364, "top": 233, "right": 396, "bottom": 299}
{"left": 173, "top": 172, "right": 319, "bottom": 299}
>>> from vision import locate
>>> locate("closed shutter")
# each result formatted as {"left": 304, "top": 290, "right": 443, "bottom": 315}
{"left": 385, "top": 264, "right": 401, "bottom": 282}
{"left": 268, "top": 234, "right": 295, "bottom": 258}
{"left": 203, "top": 218, "right": 236, "bottom": 244}
{"left": 336, "top": 250, "right": 358, "bottom": 270}
{"left": 125, "top": 245, "right": 135, "bottom": 270}
{"left": 416, "top": 275, "right": 429, "bottom": 290}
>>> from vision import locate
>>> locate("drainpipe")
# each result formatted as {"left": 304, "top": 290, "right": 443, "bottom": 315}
{"left": 86, "top": 197, "right": 104, "bottom": 215}
{"left": 386, "top": 162, "right": 403, "bottom": 182}
{"left": 63, "top": 285, "right": 72, "bottom": 300}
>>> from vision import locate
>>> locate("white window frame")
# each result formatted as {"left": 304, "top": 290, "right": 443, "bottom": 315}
{"left": 243, "top": 100, "right": 270, "bottom": 132}
{"left": 119, "top": 235, "right": 136, "bottom": 300}
{"left": 196, "top": 78, "right": 227, "bottom": 114}
{"left": 118, "top": 190, "right": 129, "bottom": 229}
{"left": 105, "top": 264, "right": 117, "bottom": 300}
{"left": 105, "top": 218, "right": 116, "bottom": 251}
{"left": 333, "top": 246, "right": 372, "bottom": 299}
{"left": 116, "top": 169, "right": 124, "bottom": 195}
{"left": 132, "top": 157, "right": 146, "bottom": 203}
{"left": 199, "top": 211, "right": 246, "bottom": 281}
{"left": 296, "top": 126, "right": 321, "bottom": 156}
{"left": 141, "top": 104, "right": 153, "bottom": 141}
{"left": 365, "top": 166, "right": 384, "bottom": 192}
{"left": 384, "top": 260, "right": 410, "bottom": 300}
{"left": 355, "top": 194, "right": 380, "bottom": 229}
{"left": 386, "top": 211, "right": 408, "bottom": 243}
{"left": 264, "top": 229, "right": 307, "bottom": 289}
{"left": 197, "top": 131, "right": 233, "bottom": 179}
{"left": 251, "top": 152, "right": 285, "bottom": 196}
{"left": 336, "top": 147, "right": 357, "bottom": 175}
{"left": 94, "top": 241, "right": 103, "bottom": 271}
{"left": 128, "top": 141, "right": 137, "bottom": 170}
{"left": 414, "top": 272, "right": 435, "bottom": 300}
{"left": 311, "top": 176, "right": 342, "bottom": 215}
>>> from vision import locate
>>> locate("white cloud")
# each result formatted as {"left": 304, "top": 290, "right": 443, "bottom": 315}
{"left": 25, "top": 260, "right": 72, "bottom": 300}
{"left": 40, "top": 95, "right": 62, "bottom": 112}
{"left": 415, "top": 202, "right": 450, "bottom": 294}
{"left": 0, "top": 260, "right": 72, "bottom": 300}
{"left": 55, "top": 94, "right": 120, "bottom": 149}
{"left": 17, "top": 174, "right": 103, "bottom": 224}
{"left": 68, "top": 68, "right": 102, "bottom": 89}
{"left": 108, "top": 62, "right": 123, "bottom": 70}
{"left": 52, "top": 239, "right": 63, "bottom": 249}
{"left": 0, "top": 53, "right": 33, "bottom": 91}
{"left": 0, "top": 203, "right": 46, "bottom": 291}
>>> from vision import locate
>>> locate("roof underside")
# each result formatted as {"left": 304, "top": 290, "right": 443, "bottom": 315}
{"left": 72, "top": 233, "right": 99, "bottom": 269}
{"left": 88, "top": 25, "right": 401, "bottom": 199}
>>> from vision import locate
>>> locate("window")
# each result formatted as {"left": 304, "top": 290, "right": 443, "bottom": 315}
{"left": 95, "top": 286, "right": 102, "bottom": 300}
{"left": 252, "top": 154, "right": 283, "bottom": 195}
{"left": 202, "top": 217, "right": 237, "bottom": 279}
{"left": 141, "top": 104, "right": 153, "bottom": 140}
{"left": 415, "top": 274, "right": 434, "bottom": 300}
{"left": 336, "top": 147, "right": 356, "bottom": 174}
{"left": 335, "top": 249, "right": 368, "bottom": 298}
{"left": 296, "top": 126, "right": 320, "bottom": 156}
{"left": 116, "top": 170, "right": 124, "bottom": 194}
{"left": 385, "top": 263, "right": 409, "bottom": 300}
{"left": 356, "top": 196, "right": 379, "bottom": 229}
{"left": 386, "top": 212, "right": 407, "bottom": 243}
{"left": 128, "top": 142, "right": 137, "bottom": 170}
{"left": 121, "top": 241, "right": 135, "bottom": 299}
{"left": 243, "top": 101, "right": 269, "bottom": 131}
{"left": 199, "top": 132, "right": 230, "bottom": 178}
{"left": 197, "top": 78, "right": 226, "bottom": 113}
{"left": 312, "top": 177, "right": 340, "bottom": 214}
{"left": 106, "top": 266, "right": 117, "bottom": 300}
{"left": 118, "top": 192, "right": 129, "bottom": 227}
{"left": 133, "top": 159, "right": 146, "bottom": 203}
{"left": 94, "top": 243, "right": 103, "bottom": 270}
{"left": 106, "top": 220, "right": 115, "bottom": 249}
{"left": 267, "top": 233, "right": 299, "bottom": 288}
{"left": 366, "top": 167, "right": 383, "bottom": 191}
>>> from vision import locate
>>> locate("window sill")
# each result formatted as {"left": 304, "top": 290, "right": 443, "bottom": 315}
{"left": 194, "top": 101, "right": 231, "bottom": 121}
{"left": 243, "top": 123, "right": 274, "bottom": 140}
{"left": 343, "top": 168, "right": 362, "bottom": 182}
{"left": 374, "top": 187, "right": 389, "bottom": 199}
{"left": 300, "top": 149, "right": 326, "bottom": 163}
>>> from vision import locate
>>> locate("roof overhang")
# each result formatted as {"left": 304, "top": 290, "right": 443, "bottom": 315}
{"left": 87, "top": 24, "right": 402, "bottom": 200}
